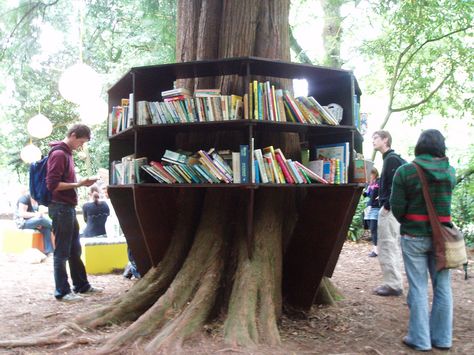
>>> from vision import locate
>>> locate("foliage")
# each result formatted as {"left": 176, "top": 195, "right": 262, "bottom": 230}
{"left": 347, "top": 195, "right": 367, "bottom": 242}
{"left": 0, "top": 0, "right": 177, "bottom": 183}
{"left": 452, "top": 151, "right": 474, "bottom": 247}
{"left": 360, "top": 0, "right": 473, "bottom": 128}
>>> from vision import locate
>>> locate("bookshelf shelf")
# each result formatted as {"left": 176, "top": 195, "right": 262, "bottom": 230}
{"left": 107, "top": 56, "right": 364, "bottom": 310}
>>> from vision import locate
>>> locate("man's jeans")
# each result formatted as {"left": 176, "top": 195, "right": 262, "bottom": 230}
{"left": 22, "top": 217, "right": 54, "bottom": 253}
{"left": 49, "top": 203, "right": 90, "bottom": 298}
{"left": 377, "top": 208, "right": 403, "bottom": 290}
{"left": 401, "top": 235, "right": 452, "bottom": 350}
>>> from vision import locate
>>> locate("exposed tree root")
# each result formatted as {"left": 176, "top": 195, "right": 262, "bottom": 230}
{"left": 75, "top": 190, "right": 203, "bottom": 329}
{"left": 0, "top": 188, "right": 343, "bottom": 353}
{"left": 314, "top": 277, "right": 344, "bottom": 305}
{"left": 224, "top": 190, "right": 287, "bottom": 347}
{"left": 0, "top": 322, "right": 87, "bottom": 348}
{"left": 96, "top": 190, "right": 232, "bottom": 354}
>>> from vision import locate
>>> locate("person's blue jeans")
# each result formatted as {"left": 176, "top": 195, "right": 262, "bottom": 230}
{"left": 49, "top": 203, "right": 90, "bottom": 299}
{"left": 22, "top": 217, "right": 54, "bottom": 254}
{"left": 368, "top": 219, "right": 378, "bottom": 246}
{"left": 401, "top": 235, "right": 452, "bottom": 350}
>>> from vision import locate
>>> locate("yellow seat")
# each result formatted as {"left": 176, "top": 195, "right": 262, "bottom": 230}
{"left": 80, "top": 238, "right": 128, "bottom": 275}
{"left": 0, "top": 228, "right": 44, "bottom": 254}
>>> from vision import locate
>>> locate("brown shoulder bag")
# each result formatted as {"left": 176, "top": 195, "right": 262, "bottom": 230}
{"left": 413, "top": 162, "right": 467, "bottom": 271}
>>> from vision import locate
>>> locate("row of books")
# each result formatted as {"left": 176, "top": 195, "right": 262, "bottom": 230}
{"left": 111, "top": 140, "right": 350, "bottom": 185}
{"left": 108, "top": 84, "right": 342, "bottom": 135}
{"left": 109, "top": 96, "right": 133, "bottom": 136}
{"left": 246, "top": 80, "right": 339, "bottom": 125}
{"left": 135, "top": 94, "right": 244, "bottom": 125}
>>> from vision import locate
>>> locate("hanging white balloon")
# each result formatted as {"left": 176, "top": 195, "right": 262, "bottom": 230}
{"left": 27, "top": 113, "right": 53, "bottom": 139}
{"left": 20, "top": 144, "right": 42, "bottom": 163}
{"left": 58, "top": 62, "right": 102, "bottom": 105}
{"left": 78, "top": 98, "right": 108, "bottom": 125}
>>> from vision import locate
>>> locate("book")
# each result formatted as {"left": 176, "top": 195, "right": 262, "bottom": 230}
{"left": 307, "top": 96, "right": 338, "bottom": 125}
{"left": 308, "top": 160, "right": 324, "bottom": 180}
{"left": 263, "top": 146, "right": 284, "bottom": 183}
{"left": 232, "top": 152, "right": 241, "bottom": 183}
{"left": 150, "top": 161, "right": 176, "bottom": 183}
{"left": 240, "top": 145, "right": 249, "bottom": 183}
{"left": 274, "top": 149, "right": 295, "bottom": 184}
{"left": 141, "top": 165, "right": 168, "bottom": 183}
{"left": 161, "top": 87, "right": 192, "bottom": 98}
{"left": 162, "top": 150, "right": 188, "bottom": 165}
{"left": 254, "top": 149, "right": 269, "bottom": 183}
{"left": 314, "top": 142, "right": 349, "bottom": 183}
{"left": 294, "top": 161, "right": 328, "bottom": 184}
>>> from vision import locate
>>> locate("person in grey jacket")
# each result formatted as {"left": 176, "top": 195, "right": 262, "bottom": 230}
{"left": 372, "top": 130, "right": 406, "bottom": 297}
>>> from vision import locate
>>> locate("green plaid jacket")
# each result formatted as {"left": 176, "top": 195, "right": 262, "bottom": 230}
{"left": 390, "top": 154, "right": 456, "bottom": 237}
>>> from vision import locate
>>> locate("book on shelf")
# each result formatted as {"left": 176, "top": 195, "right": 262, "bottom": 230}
{"left": 161, "top": 87, "right": 192, "bottom": 98}
{"left": 232, "top": 152, "right": 241, "bottom": 183}
{"left": 274, "top": 149, "right": 294, "bottom": 184}
{"left": 254, "top": 149, "right": 269, "bottom": 183}
{"left": 294, "top": 161, "right": 328, "bottom": 184}
{"left": 239, "top": 145, "right": 249, "bottom": 183}
{"left": 313, "top": 142, "right": 350, "bottom": 184}
{"left": 162, "top": 149, "right": 189, "bottom": 165}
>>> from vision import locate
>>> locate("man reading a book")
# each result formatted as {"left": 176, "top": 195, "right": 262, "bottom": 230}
{"left": 46, "top": 124, "right": 102, "bottom": 302}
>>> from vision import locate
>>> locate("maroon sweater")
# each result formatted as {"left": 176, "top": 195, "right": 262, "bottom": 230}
{"left": 46, "top": 141, "right": 78, "bottom": 206}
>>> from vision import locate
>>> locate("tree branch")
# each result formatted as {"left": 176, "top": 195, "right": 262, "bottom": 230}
{"left": 391, "top": 64, "right": 454, "bottom": 113}
{"left": 289, "top": 27, "right": 313, "bottom": 64}
{"left": 456, "top": 168, "right": 474, "bottom": 186}
{"left": 0, "top": 0, "right": 60, "bottom": 62}
{"left": 387, "top": 40, "right": 414, "bottom": 110}
{"left": 397, "top": 25, "right": 472, "bottom": 83}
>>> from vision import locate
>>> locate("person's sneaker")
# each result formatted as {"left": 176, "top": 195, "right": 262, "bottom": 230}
{"left": 373, "top": 285, "right": 403, "bottom": 297}
{"left": 59, "top": 293, "right": 83, "bottom": 302}
{"left": 368, "top": 251, "right": 378, "bottom": 257}
{"left": 81, "top": 286, "right": 103, "bottom": 294}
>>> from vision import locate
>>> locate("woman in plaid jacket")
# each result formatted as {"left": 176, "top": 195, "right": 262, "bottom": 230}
{"left": 391, "top": 129, "right": 456, "bottom": 352}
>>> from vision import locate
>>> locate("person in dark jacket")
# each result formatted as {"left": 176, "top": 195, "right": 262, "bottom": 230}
{"left": 391, "top": 129, "right": 456, "bottom": 352}
{"left": 46, "top": 124, "right": 101, "bottom": 302}
{"left": 82, "top": 186, "right": 110, "bottom": 238}
{"left": 363, "top": 167, "right": 380, "bottom": 257}
{"left": 372, "top": 130, "right": 406, "bottom": 296}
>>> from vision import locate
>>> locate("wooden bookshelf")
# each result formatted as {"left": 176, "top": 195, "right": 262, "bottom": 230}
{"left": 107, "top": 57, "right": 363, "bottom": 310}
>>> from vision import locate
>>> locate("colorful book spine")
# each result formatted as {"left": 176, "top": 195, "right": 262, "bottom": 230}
{"left": 240, "top": 145, "right": 249, "bottom": 183}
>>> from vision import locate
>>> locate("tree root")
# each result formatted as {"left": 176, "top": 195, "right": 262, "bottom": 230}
{"left": 75, "top": 190, "right": 203, "bottom": 329}
{"left": 0, "top": 322, "right": 88, "bottom": 348}
{"left": 96, "top": 190, "right": 232, "bottom": 354}
{"left": 224, "top": 190, "right": 287, "bottom": 347}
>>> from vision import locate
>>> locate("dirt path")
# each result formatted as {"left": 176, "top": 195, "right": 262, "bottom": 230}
{"left": 0, "top": 241, "right": 472, "bottom": 354}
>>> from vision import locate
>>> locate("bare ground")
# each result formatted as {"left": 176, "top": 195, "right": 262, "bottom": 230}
{"left": 0, "top": 241, "right": 472, "bottom": 354}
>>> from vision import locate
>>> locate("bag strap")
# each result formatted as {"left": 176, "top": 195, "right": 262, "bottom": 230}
{"left": 412, "top": 162, "right": 444, "bottom": 235}
{"left": 49, "top": 145, "right": 70, "bottom": 180}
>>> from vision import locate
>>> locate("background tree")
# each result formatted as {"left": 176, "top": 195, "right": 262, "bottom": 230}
{"left": 0, "top": 0, "right": 176, "bottom": 183}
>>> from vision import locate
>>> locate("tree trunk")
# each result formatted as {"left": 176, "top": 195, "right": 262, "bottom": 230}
{"left": 0, "top": 1, "right": 343, "bottom": 352}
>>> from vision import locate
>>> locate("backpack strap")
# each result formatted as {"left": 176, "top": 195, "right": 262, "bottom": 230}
{"left": 48, "top": 145, "right": 70, "bottom": 181}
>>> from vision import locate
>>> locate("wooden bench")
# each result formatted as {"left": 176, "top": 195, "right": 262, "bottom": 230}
{"left": 80, "top": 237, "right": 128, "bottom": 275}
{"left": 0, "top": 228, "right": 44, "bottom": 254}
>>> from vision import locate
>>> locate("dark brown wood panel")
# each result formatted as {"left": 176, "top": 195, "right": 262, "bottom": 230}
{"left": 107, "top": 186, "right": 152, "bottom": 274}
{"left": 133, "top": 186, "right": 179, "bottom": 268}
{"left": 283, "top": 186, "right": 362, "bottom": 310}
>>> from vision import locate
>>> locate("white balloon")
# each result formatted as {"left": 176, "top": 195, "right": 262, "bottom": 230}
{"left": 20, "top": 144, "right": 42, "bottom": 163}
{"left": 79, "top": 98, "right": 108, "bottom": 125}
{"left": 27, "top": 113, "right": 53, "bottom": 139}
{"left": 58, "top": 62, "right": 102, "bottom": 105}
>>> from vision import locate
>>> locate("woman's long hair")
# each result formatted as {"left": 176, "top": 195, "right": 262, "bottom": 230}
{"left": 414, "top": 129, "right": 446, "bottom": 157}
